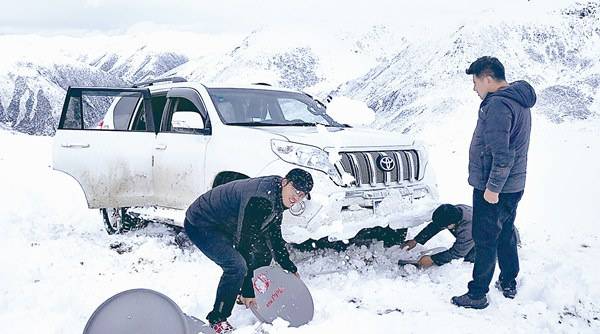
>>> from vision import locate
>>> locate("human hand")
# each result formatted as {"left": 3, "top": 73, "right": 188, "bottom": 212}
{"left": 484, "top": 188, "right": 499, "bottom": 204}
{"left": 239, "top": 296, "right": 256, "bottom": 309}
{"left": 417, "top": 255, "right": 434, "bottom": 268}
{"left": 401, "top": 239, "right": 417, "bottom": 251}
{"left": 293, "top": 272, "right": 301, "bottom": 279}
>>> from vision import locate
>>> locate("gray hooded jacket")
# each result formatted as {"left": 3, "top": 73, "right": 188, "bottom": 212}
{"left": 414, "top": 204, "right": 474, "bottom": 265}
{"left": 468, "top": 80, "right": 536, "bottom": 193}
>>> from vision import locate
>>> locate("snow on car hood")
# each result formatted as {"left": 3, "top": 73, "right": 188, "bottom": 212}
{"left": 250, "top": 126, "right": 415, "bottom": 150}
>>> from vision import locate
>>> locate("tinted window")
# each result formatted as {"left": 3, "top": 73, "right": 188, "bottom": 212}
{"left": 113, "top": 96, "right": 140, "bottom": 130}
{"left": 151, "top": 94, "right": 168, "bottom": 130}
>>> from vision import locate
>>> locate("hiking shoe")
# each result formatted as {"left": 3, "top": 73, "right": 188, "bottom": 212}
{"left": 451, "top": 292, "right": 489, "bottom": 309}
{"left": 495, "top": 280, "right": 517, "bottom": 299}
{"left": 210, "top": 320, "right": 235, "bottom": 333}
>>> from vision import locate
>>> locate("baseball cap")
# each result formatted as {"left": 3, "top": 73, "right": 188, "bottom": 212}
{"left": 285, "top": 168, "right": 313, "bottom": 200}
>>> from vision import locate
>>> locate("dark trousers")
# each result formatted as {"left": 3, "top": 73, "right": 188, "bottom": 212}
{"left": 467, "top": 189, "right": 523, "bottom": 298}
{"left": 184, "top": 220, "right": 271, "bottom": 324}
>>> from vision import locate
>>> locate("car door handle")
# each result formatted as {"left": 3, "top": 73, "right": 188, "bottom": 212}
{"left": 155, "top": 144, "right": 167, "bottom": 150}
{"left": 61, "top": 143, "right": 90, "bottom": 148}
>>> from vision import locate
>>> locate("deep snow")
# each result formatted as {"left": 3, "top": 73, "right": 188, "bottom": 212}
{"left": 1, "top": 112, "right": 599, "bottom": 333}
{"left": 1, "top": 1, "right": 600, "bottom": 333}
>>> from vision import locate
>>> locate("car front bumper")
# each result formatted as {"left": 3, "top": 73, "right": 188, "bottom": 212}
{"left": 260, "top": 161, "right": 440, "bottom": 243}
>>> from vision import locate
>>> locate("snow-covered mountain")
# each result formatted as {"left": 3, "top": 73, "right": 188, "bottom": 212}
{"left": 165, "top": 26, "right": 406, "bottom": 93}
{"left": 335, "top": 2, "right": 600, "bottom": 134}
{"left": 0, "top": 2, "right": 598, "bottom": 137}
{"left": 0, "top": 36, "right": 187, "bottom": 135}
{"left": 0, "top": 33, "right": 229, "bottom": 135}
{"left": 87, "top": 49, "right": 188, "bottom": 84}
{"left": 0, "top": 26, "right": 406, "bottom": 135}
{"left": 0, "top": 58, "right": 129, "bottom": 135}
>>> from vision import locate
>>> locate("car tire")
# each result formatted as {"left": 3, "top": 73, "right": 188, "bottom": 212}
{"left": 101, "top": 208, "right": 132, "bottom": 234}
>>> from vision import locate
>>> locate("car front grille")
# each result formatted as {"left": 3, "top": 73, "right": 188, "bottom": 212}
{"left": 337, "top": 150, "right": 420, "bottom": 187}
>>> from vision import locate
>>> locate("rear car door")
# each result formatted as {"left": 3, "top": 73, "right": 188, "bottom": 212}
{"left": 153, "top": 88, "right": 211, "bottom": 209}
{"left": 52, "top": 87, "right": 156, "bottom": 209}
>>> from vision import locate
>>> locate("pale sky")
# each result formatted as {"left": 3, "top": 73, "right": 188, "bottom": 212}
{"left": 0, "top": 0, "right": 580, "bottom": 35}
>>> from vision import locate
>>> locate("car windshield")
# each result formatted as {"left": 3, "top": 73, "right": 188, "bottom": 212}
{"left": 207, "top": 88, "right": 345, "bottom": 127}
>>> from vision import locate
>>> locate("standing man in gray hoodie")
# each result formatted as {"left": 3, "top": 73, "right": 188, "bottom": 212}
{"left": 452, "top": 56, "right": 536, "bottom": 309}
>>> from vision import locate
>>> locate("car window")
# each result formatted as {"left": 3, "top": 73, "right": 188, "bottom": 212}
{"left": 59, "top": 89, "right": 148, "bottom": 131}
{"left": 113, "top": 96, "right": 139, "bottom": 130}
{"left": 278, "top": 98, "right": 325, "bottom": 123}
{"left": 207, "top": 88, "right": 342, "bottom": 127}
{"left": 150, "top": 94, "right": 168, "bottom": 131}
{"left": 131, "top": 106, "right": 147, "bottom": 131}
{"left": 129, "top": 94, "right": 167, "bottom": 132}
{"left": 164, "top": 97, "right": 206, "bottom": 134}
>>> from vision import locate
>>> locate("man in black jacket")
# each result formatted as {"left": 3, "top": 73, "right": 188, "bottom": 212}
{"left": 452, "top": 56, "right": 536, "bottom": 309}
{"left": 184, "top": 168, "right": 313, "bottom": 333}
{"left": 401, "top": 204, "right": 474, "bottom": 268}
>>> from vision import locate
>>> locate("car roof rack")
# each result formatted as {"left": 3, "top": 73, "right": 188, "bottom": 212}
{"left": 252, "top": 82, "right": 272, "bottom": 86}
{"left": 132, "top": 77, "right": 187, "bottom": 88}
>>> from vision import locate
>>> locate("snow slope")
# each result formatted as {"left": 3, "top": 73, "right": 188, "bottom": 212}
{"left": 1, "top": 1, "right": 599, "bottom": 333}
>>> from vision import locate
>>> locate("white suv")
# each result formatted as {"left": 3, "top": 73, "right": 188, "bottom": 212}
{"left": 52, "top": 78, "right": 438, "bottom": 244}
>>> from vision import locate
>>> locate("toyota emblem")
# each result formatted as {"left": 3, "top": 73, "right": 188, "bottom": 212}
{"left": 377, "top": 156, "right": 395, "bottom": 172}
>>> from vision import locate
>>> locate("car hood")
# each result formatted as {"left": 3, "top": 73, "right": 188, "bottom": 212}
{"left": 250, "top": 126, "right": 415, "bottom": 150}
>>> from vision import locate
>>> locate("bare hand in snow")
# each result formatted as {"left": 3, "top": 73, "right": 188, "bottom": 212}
{"left": 401, "top": 239, "right": 417, "bottom": 251}
{"left": 417, "top": 255, "right": 434, "bottom": 268}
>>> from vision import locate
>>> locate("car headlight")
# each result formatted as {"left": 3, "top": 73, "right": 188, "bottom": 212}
{"left": 271, "top": 139, "right": 341, "bottom": 183}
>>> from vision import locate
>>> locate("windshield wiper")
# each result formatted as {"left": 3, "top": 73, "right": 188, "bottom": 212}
{"left": 232, "top": 122, "right": 323, "bottom": 127}
{"left": 282, "top": 122, "right": 321, "bottom": 127}
{"left": 285, "top": 122, "right": 353, "bottom": 128}
{"left": 226, "top": 122, "right": 285, "bottom": 126}
{"left": 227, "top": 121, "right": 349, "bottom": 127}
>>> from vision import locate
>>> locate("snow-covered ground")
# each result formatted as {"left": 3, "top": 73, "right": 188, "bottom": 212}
{"left": 1, "top": 109, "right": 598, "bottom": 333}
{"left": 1, "top": 0, "right": 599, "bottom": 332}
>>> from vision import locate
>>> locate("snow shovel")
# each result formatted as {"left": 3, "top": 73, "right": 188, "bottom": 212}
{"left": 397, "top": 246, "right": 447, "bottom": 265}
{"left": 249, "top": 266, "right": 314, "bottom": 327}
{"left": 82, "top": 288, "right": 215, "bottom": 334}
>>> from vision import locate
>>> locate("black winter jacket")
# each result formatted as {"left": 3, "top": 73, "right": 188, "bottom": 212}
{"left": 185, "top": 176, "right": 297, "bottom": 273}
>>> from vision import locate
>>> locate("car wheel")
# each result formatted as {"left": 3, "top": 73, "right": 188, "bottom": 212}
{"left": 101, "top": 208, "right": 130, "bottom": 234}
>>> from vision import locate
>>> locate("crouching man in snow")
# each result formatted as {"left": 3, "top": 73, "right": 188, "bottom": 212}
{"left": 184, "top": 168, "right": 313, "bottom": 333}
{"left": 401, "top": 204, "right": 475, "bottom": 268}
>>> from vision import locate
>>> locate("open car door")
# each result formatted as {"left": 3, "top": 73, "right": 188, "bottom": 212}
{"left": 52, "top": 87, "right": 156, "bottom": 209}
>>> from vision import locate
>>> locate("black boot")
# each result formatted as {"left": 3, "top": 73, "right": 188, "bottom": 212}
{"left": 495, "top": 280, "right": 517, "bottom": 299}
{"left": 451, "top": 292, "right": 489, "bottom": 309}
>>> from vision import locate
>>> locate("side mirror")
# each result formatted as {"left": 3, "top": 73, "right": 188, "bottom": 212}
{"left": 171, "top": 111, "right": 208, "bottom": 134}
